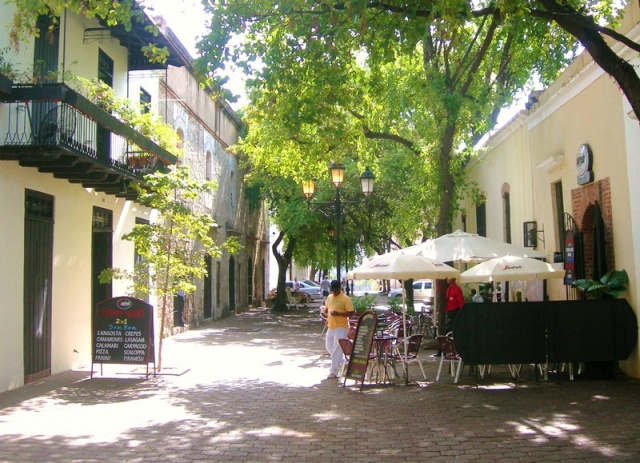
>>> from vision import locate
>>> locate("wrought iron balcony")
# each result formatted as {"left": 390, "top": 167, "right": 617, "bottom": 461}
{"left": 0, "top": 83, "right": 178, "bottom": 200}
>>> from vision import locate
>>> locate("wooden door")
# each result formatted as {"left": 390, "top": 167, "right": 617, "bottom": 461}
{"left": 23, "top": 190, "right": 54, "bottom": 383}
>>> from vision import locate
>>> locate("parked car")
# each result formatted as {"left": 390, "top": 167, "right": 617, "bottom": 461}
{"left": 286, "top": 281, "right": 322, "bottom": 301}
{"left": 302, "top": 279, "right": 321, "bottom": 287}
{"left": 388, "top": 280, "right": 433, "bottom": 302}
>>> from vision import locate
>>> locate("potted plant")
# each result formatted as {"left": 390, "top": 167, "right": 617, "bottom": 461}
{"left": 0, "top": 48, "right": 16, "bottom": 94}
{"left": 68, "top": 76, "right": 183, "bottom": 157}
{"left": 127, "top": 153, "right": 156, "bottom": 169}
{"left": 352, "top": 294, "right": 377, "bottom": 312}
{"left": 571, "top": 269, "right": 629, "bottom": 299}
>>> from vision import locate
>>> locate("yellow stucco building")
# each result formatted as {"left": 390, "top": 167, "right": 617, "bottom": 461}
{"left": 462, "top": 2, "right": 640, "bottom": 378}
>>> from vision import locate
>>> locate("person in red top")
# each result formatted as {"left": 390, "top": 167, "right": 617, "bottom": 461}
{"left": 445, "top": 277, "right": 465, "bottom": 335}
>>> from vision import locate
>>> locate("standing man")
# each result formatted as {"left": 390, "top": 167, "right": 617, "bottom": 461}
{"left": 320, "top": 275, "right": 331, "bottom": 298}
{"left": 445, "top": 277, "right": 465, "bottom": 335}
{"left": 292, "top": 277, "right": 301, "bottom": 292}
{"left": 323, "top": 279, "right": 354, "bottom": 379}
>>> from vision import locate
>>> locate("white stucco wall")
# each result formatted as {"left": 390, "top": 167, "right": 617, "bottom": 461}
{"left": 0, "top": 161, "right": 151, "bottom": 391}
{"left": 0, "top": 7, "right": 157, "bottom": 392}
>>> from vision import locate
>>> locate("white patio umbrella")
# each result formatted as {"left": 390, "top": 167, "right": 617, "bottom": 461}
{"left": 348, "top": 252, "right": 460, "bottom": 281}
{"left": 403, "top": 229, "right": 547, "bottom": 263}
{"left": 348, "top": 252, "right": 459, "bottom": 383}
{"left": 459, "top": 255, "right": 565, "bottom": 283}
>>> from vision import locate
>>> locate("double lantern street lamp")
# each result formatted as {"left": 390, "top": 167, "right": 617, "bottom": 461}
{"left": 302, "top": 162, "right": 375, "bottom": 283}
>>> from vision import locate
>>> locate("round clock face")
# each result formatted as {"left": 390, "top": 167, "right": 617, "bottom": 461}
{"left": 577, "top": 144, "right": 590, "bottom": 176}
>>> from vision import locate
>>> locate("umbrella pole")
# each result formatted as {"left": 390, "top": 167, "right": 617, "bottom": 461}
{"left": 402, "top": 290, "right": 409, "bottom": 384}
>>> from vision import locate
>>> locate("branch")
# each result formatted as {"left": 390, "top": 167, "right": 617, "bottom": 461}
{"left": 470, "top": 2, "right": 640, "bottom": 55}
{"left": 349, "top": 110, "right": 422, "bottom": 156}
{"left": 528, "top": 7, "right": 640, "bottom": 54}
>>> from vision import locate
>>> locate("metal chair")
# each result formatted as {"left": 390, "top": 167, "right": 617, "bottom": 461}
{"left": 436, "top": 335, "right": 463, "bottom": 383}
{"left": 286, "top": 287, "right": 300, "bottom": 309}
{"left": 36, "top": 104, "right": 76, "bottom": 145}
{"left": 337, "top": 338, "right": 354, "bottom": 385}
{"left": 319, "top": 311, "right": 328, "bottom": 338}
{"left": 389, "top": 334, "right": 427, "bottom": 380}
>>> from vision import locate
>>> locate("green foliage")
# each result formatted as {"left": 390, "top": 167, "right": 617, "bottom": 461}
{"left": 196, "top": 0, "right": 580, "bottom": 239}
{"left": 9, "top": 0, "right": 137, "bottom": 49}
{"left": 352, "top": 294, "right": 377, "bottom": 312}
{"left": 572, "top": 270, "right": 629, "bottom": 299}
{"left": 141, "top": 43, "right": 170, "bottom": 64}
{"left": 99, "top": 165, "right": 239, "bottom": 298}
{"left": 387, "top": 296, "right": 403, "bottom": 313}
{"left": 68, "top": 76, "right": 183, "bottom": 156}
{"left": 7, "top": 1, "right": 169, "bottom": 64}
{"left": 0, "top": 48, "right": 18, "bottom": 80}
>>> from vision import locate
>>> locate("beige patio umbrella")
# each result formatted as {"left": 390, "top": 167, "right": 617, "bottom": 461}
{"left": 348, "top": 252, "right": 459, "bottom": 383}
{"left": 348, "top": 252, "right": 460, "bottom": 281}
{"left": 459, "top": 255, "right": 565, "bottom": 283}
{"left": 389, "top": 230, "right": 547, "bottom": 318}
{"left": 460, "top": 255, "right": 565, "bottom": 302}
{"left": 403, "top": 229, "right": 547, "bottom": 263}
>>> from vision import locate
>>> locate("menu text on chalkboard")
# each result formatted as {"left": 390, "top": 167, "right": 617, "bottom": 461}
{"left": 345, "top": 311, "right": 377, "bottom": 389}
{"left": 92, "top": 297, "right": 155, "bottom": 375}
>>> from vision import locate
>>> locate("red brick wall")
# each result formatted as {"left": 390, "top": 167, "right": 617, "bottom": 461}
{"left": 571, "top": 177, "right": 614, "bottom": 279}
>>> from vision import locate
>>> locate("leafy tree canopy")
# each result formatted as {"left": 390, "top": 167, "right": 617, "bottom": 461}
{"left": 198, "top": 0, "right": 579, "bottom": 241}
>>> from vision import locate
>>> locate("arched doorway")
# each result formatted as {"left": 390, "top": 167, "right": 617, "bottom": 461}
{"left": 580, "top": 201, "right": 609, "bottom": 281}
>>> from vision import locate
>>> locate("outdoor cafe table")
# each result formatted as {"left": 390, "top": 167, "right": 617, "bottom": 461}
{"left": 369, "top": 334, "right": 397, "bottom": 384}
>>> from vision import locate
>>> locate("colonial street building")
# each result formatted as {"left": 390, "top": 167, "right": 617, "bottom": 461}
{"left": 130, "top": 59, "right": 270, "bottom": 328}
{"left": 0, "top": 3, "right": 268, "bottom": 393}
{"left": 460, "top": 1, "right": 640, "bottom": 378}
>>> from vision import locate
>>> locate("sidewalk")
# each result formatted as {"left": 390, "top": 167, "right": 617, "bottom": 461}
{"left": 1, "top": 307, "right": 640, "bottom": 462}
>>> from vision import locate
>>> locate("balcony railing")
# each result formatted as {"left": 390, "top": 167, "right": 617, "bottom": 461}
{"left": 0, "top": 83, "right": 178, "bottom": 199}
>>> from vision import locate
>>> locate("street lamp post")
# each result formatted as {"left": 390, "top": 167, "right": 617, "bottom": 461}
{"left": 303, "top": 163, "right": 374, "bottom": 283}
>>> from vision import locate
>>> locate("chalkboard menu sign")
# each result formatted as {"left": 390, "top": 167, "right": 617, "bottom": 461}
{"left": 92, "top": 297, "right": 154, "bottom": 371}
{"left": 345, "top": 311, "right": 377, "bottom": 388}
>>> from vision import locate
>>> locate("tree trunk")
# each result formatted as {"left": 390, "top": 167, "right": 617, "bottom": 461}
{"left": 436, "top": 121, "right": 458, "bottom": 237}
{"left": 272, "top": 231, "right": 296, "bottom": 310}
{"left": 157, "top": 293, "right": 168, "bottom": 371}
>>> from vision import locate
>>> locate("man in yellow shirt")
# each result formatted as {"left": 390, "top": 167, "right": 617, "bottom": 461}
{"left": 323, "top": 280, "right": 355, "bottom": 379}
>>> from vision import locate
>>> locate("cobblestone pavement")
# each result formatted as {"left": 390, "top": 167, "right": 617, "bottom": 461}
{"left": 2, "top": 306, "right": 640, "bottom": 462}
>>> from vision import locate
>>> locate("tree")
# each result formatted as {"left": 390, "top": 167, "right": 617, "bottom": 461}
{"left": 195, "top": 1, "right": 575, "bottom": 237}
{"left": 100, "top": 166, "right": 240, "bottom": 370}
{"left": 10, "top": 1, "right": 640, "bottom": 121}
{"left": 13, "top": 1, "right": 640, "bottom": 234}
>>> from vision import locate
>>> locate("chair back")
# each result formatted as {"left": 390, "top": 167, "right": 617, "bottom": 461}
{"left": 407, "top": 334, "right": 423, "bottom": 354}
{"left": 388, "top": 318, "right": 403, "bottom": 336}
{"left": 338, "top": 338, "right": 353, "bottom": 356}
{"left": 436, "top": 335, "right": 448, "bottom": 352}
{"left": 442, "top": 336, "right": 460, "bottom": 360}
{"left": 347, "top": 327, "right": 357, "bottom": 340}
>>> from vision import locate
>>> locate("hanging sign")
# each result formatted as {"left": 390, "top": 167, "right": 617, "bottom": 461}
{"left": 564, "top": 230, "right": 575, "bottom": 285}
{"left": 577, "top": 144, "right": 594, "bottom": 185}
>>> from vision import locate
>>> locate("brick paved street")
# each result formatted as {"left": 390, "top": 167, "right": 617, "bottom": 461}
{"left": 1, "top": 307, "right": 640, "bottom": 462}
